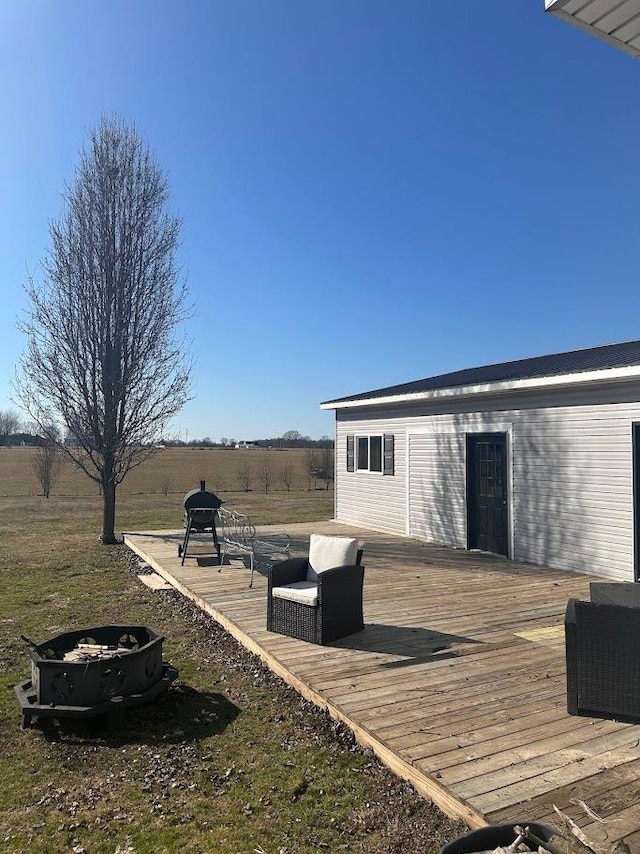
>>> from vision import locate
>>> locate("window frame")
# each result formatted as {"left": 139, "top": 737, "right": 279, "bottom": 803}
{"left": 347, "top": 433, "right": 394, "bottom": 475}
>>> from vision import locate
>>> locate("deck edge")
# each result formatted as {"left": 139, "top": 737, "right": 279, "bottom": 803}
{"left": 124, "top": 533, "right": 488, "bottom": 829}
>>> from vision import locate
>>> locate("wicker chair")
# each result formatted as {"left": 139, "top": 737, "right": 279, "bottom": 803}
{"left": 267, "top": 534, "right": 364, "bottom": 645}
{"left": 565, "top": 590, "right": 640, "bottom": 723}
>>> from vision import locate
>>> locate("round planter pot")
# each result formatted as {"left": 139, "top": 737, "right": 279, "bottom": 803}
{"left": 439, "top": 822, "right": 559, "bottom": 854}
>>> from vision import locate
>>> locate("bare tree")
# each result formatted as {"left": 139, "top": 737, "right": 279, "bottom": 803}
{"left": 305, "top": 447, "right": 319, "bottom": 491}
{"left": 279, "top": 462, "right": 294, "bottom": 492}
{"left": 236, "top": 463, "right": 253, "bottom": 492}
{"left": 0, "top": 409, "right": 22, "bottom": 445}
{"left": 16, "top": 116, "right": 192, "bottom": 543}
{"left": 319, "top": 446, "right": 334, "bottom": 490}
{"left": 32, "top": 443, "right": 64, "bottom": 498}
{"left": 256, "top": 458, "right": 274, "bottom": 494}
{"left": 282, "top": 430, "right": 303, "bottom": 441}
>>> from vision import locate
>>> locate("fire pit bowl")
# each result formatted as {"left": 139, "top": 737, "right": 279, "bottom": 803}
{"left": 14, "top": 624, "right": 178, "bottom": 731}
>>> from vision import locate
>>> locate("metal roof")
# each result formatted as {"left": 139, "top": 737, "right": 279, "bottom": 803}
{"left": 321, "top": 340, "right": 640, "bottom": 407}
{"left": 545, "top": 0, "right": 640, "bottom": 59}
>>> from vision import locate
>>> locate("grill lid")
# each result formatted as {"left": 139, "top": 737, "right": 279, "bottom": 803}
{"left": 183, "top": 480, "right": 223, "bottom": 511}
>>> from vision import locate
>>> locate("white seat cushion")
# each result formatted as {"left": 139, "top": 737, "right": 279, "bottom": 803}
{"left": 306, "top": 534, "right": 359, "bottom": 582}
{"left": 272, "top": 581, "right": 318, "bottom": 607}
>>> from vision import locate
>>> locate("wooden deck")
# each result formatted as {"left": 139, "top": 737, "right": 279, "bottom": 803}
{"left": 124, "top": 522, "right": 640, "bottom": 848}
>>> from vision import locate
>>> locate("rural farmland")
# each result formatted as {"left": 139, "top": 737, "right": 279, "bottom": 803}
{"left": 0, "top": 446, "right": 331, "bottom": 497}
{"left": 0, "top": 446, "right": 334, "bottom": 530}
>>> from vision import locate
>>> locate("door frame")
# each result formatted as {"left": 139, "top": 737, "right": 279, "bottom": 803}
{"left": 466, "top": 431, "right": 512, "bottom": 558}
{"left": 633, "top": 422, "right": 640, "bottom": 582}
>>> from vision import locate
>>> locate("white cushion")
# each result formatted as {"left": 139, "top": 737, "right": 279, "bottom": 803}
{"left": 306, "top": 535, "right": 359, "bottom": 582}
{"left": 272, "top": 581, "right": 318, "bottom": 607}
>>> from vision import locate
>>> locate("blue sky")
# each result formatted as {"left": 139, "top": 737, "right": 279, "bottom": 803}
{"left": 1, "top": 1, "right": 639, "bottom": 441}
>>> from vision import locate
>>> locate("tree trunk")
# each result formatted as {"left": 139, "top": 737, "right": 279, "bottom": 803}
{"left": 101, "top": 476, "right": 118, "bottom": 544}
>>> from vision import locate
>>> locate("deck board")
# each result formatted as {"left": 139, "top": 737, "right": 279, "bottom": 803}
{"left": 124, "top": 522, "right": 640, "bottom": 847}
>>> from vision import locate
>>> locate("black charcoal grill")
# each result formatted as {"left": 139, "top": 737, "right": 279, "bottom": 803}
{"left": 178, "top": 480, "right": 223, "bottom": 565}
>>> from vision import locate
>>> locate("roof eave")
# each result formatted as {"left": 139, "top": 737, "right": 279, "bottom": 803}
{"left": 320, "top": 365, "right": 640, "bottom": 411}
{"left": 545, "top": 0, "right": 640, "bottom": 60}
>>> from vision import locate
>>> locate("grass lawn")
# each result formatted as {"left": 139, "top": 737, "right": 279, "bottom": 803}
{"left": 0, "top": 484, "right": 463, "bottom": 854}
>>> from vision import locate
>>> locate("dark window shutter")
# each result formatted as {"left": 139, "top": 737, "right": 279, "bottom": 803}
{"left": 383, "top": 434, "right": 394, "bottom": 475}
{"left": 346, "top": 435, "right": 355, "bottom": 472}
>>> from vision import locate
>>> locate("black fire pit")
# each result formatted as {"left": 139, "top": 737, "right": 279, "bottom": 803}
{"left": 14, "top": 625, "right": 178, "bottom": 731}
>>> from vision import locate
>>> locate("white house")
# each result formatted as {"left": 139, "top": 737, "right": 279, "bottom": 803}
{"left": 321, "top": 341, "right": 640, "bottom": 581}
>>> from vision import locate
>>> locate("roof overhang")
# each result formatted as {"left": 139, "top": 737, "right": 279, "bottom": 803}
{"left": 320, "top": 365, "right": 640, "bottom": 411}
{"left": 545, "top": 0, "right": 640, "bottom": 59}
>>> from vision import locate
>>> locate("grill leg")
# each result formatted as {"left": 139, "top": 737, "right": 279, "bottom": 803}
{"left": 181, "top": 522, "right": 193, "bottom": 566}
{"left": 212, "top": 523, "right": 221, "bottom": 563}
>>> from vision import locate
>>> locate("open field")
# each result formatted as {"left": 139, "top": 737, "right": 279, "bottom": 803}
{"left": 0, "top": 445, "right": 335, "bottom": 537}
{"left": 0, "top": 467, "right": 461, "bottom": 853}
{"left": 0, "top": 446, "right": 330, "bottom": 499}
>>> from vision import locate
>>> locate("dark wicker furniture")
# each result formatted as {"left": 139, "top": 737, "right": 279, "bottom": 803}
{"left": 267, "top": 543, "right": 364, "bottom": 645}
{"left": 590, "top": 581, "right": 640, "bottom": 607}
{"left": 565, "top": 585, "right": 640, "bottom": 723}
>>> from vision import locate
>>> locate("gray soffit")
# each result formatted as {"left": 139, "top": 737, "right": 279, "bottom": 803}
{"left": 545, "top": 0, "right": 640, "bottom": 59}
{"left": 321, "top": 340, "right": 640, "bottom": 407}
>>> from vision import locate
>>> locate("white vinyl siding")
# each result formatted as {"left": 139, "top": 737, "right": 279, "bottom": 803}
{"left": 336, "top": 426, "right": 407, "bottom": 534}
{"left": 408, "top": 433, "right": 467, "bottom": 548}
{"left": 510, "top": 409, "right": 632, "bottom": 577}
{"left": 334, "top": 382, "right": 640, "bottom": 581}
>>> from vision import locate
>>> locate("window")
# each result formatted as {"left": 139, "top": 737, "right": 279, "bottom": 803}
{"left": 347, "top": 433, "right": 394, "bottom": 475}
{"left": 357, "top": 436, "right": 369, "bottom": 470}
{"left": 370, "top": 436, "right": 382, "bottom": 471}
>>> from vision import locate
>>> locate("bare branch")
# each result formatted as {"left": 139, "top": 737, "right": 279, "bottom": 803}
{"left": 16, "top": 115, "right": 192, "bottom": 542}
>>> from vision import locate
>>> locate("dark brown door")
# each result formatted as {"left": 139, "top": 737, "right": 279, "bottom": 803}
{"left": 466, "top": 433, "right": 509, "bottom": 557}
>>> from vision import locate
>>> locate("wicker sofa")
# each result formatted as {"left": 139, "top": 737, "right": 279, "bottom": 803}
{"left": 565, "top": 583, "right": 640, "bottom": 723}
{"left": 266, "top": 534, "right": 364, "bottom": 645}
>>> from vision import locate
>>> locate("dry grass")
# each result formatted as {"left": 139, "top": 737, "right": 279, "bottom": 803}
{"left": 0, "top": 446, "right": 335, "bottom": 536}
{"left": 0, "top": 447, "right": 328, "bottom": 499}
{"left": 0, "top": 452, "right": 463, "bottom": 854}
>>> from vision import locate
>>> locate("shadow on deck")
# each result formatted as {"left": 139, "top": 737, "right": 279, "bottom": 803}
{"left": 124, "top": 521, "right": 640, "bottom": 847}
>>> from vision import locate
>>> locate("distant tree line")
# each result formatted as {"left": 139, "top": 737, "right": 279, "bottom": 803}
{"left": 255, "top": 430, "right": 333, "bottom": 449}
{"left": 161, "top": 429, "right": 333, "bottom": 449}
{"left": 0, "top": 409, "right": 24, "bottom": 445}
{"left": 0, "top": 409, "right": 51, "bottom": 447}
{"left": 0, "top": 415, "right": 334, "bottom": 454}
